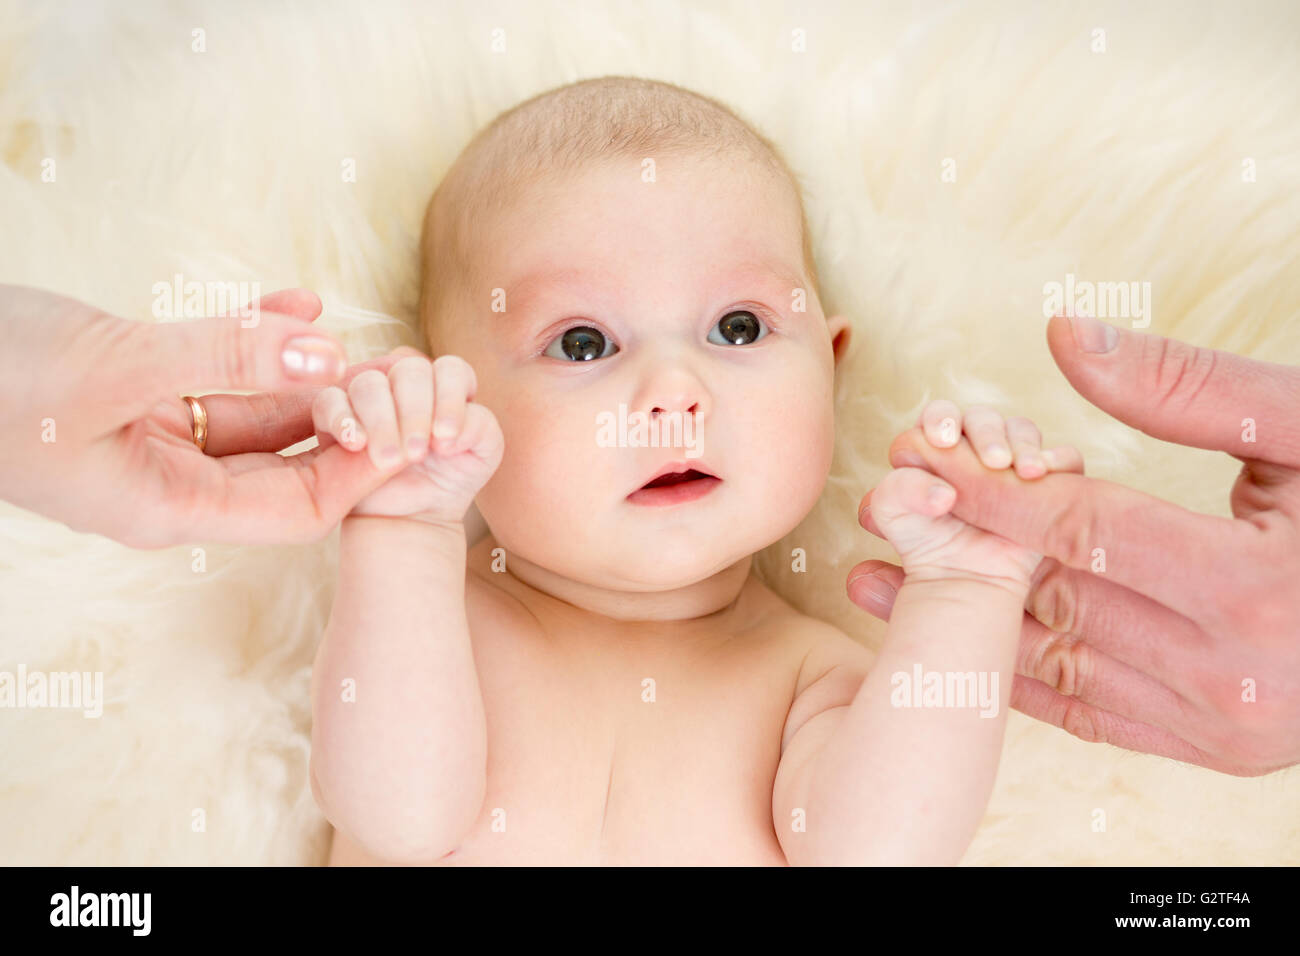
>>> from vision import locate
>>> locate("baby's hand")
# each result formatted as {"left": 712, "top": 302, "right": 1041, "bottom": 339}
{"left": 865, "top": 401, "right": 1082, "bottom": 593}
{"left": 311, "top": 353, "right": 504, "bottom": 524}
{"left": 915, "top": 399, "right": 1083, "bottom": 479}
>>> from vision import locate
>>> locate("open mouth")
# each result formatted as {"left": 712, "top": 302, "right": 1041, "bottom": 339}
{"left": 640, "top": 468, "right": 714, "bottom": 489}
{"left": 628, "top": 463, "right": 722, "bottom": 507}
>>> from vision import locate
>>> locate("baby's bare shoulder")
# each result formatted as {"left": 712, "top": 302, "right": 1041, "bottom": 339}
{"left": 788, "top": 615, "right": 875, "bottom": 690}
{"left": 745, "top": 579, "right": 875, "bottom": 691}
{"left": 772, "top": 612, "right": 875, "bottom": 752}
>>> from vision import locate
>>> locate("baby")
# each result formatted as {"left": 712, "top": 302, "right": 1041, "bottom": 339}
{"left": 308, "top": 76, "right": 1082, "bottom": 865}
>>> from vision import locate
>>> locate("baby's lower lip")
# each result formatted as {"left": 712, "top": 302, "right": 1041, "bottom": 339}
{"left": 626, "top": 476, "right": 722, "bottom": 507}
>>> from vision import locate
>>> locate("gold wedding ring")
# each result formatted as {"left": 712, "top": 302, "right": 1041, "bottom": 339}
{"left": 181, "top": 395, "right": 209, "bottom": 453}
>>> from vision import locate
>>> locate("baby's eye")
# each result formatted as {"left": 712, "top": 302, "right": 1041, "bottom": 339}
{"left": 543, "top": 326, "right": 619, "bottom": 362}
{"left": 707, "top": 310, "right": 769, "bottom": 346}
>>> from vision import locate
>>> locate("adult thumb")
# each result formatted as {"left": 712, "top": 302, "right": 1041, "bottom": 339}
{"left": 1047, "top": 314, "right": 1300, "bottom": 467}
{"left": 131, "top": 308, "right": 349, "bottom": 402}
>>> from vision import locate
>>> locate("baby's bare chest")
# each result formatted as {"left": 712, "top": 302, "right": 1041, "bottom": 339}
{"left": 328, "top": 577, "right": 814, "bottom": 867}
{"left": 445, "top": 664, "right": 786, "bottom": 862}
{"left": 437, "top": 602, "right": 803, "bottom": 865}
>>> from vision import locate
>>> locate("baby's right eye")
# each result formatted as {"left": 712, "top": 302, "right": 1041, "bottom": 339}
{"left": 543, "top": 326, "right": 619, "bottom": 362}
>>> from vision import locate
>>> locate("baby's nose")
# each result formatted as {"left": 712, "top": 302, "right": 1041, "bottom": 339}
{"left": 651, "top": 399, "right": 701, "bottom": 418}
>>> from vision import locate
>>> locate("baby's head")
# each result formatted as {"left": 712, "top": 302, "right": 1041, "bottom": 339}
{"left": 419, "top": 76, "right": 850, "bottom": 598}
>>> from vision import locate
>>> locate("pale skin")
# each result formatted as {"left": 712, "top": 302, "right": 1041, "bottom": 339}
{"left": 849, "top": 316, "right": 1300, "bottom": 776}
{"left": 0, "top": 284, "right": 428, "bottom": 547}
{"left": 308, "top": 154, "right": 1082, "bottom": 865}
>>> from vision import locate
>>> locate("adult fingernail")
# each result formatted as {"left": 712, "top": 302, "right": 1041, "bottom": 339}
{"left": 1069, "top": 314, "right": 1118, "bottom": 353}
{"left": 849, "top": 573, "right": 896, "bottom": 615}
{"left": 282, "top": 337, "right": 347, "bottom": 380}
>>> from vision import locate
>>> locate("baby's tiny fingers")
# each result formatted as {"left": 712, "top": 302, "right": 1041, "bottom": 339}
{"left": 1042, "top": 445, "right": 1085, "bottom": 474}
{"left": 920, "top": 399, "right": 963, "bottom": 448}
{"left": 348, "top": 369, "right": 402, "bottom": 468}
{"left": 873, "top": 467, "right": 957, "bottom": 522}
{"left": 432, "top": 354, "right": 478, "bottom": 452}
{"left": 1006, "top": 416, "right": 1047, "bottom": 479}
{"left": 312, "top": 386, "right": 366, "bottom": 451}
{"left": 857, "top": 488, "right": 886, "bottom": 539}
{"left": 389, "top": 356, "right": 434, "bottom": 462}
{"left": 963, "top": 405, "right": 1013, "bottom": 469}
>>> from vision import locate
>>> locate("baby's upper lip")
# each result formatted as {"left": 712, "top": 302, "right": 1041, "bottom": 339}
{"left": 631, "top": 460, "right": 720, "bottom": 494}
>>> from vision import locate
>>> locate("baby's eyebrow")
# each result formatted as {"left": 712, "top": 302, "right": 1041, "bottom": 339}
{"left": 503, "top": 266, "right": 615, "bottom": 310}
{"left": 501, "top": 261, "right": 807, "bottom": 315}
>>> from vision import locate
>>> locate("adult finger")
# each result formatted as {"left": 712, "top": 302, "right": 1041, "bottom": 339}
{"left": 846, "top": 560, "right": 904, "bottom": 620}
{"left": 857, "top": 487, "right": 886, "bottom": 539}
{"left": 888, "top": 427, "right": 1258, "bottom": 623}
{"left": 104, "top": 310, "right": 348, "bottom": 428}
{"left": 1024, "top": 559, "right": 1208, "bottom": 686}
{"left": 848, "top": 552, "right": 1209, "bottom": 697}
{"left": 1048, "top": 315, "right": 1300, "bottom": 468}
{"left": 1010, "top": 600, "right": 1209, "bottom": 750}
{"left": 182, "top": 442, "right": 405, "bottom": 545}
{"left": 253, "top": 288, "right": 323, "bottom": 322}
{"left": 199, "top": 347, "right": 426, "bottom": 456}
{"left": 1009, "top": 674, "right": 1257, "bottom": 776}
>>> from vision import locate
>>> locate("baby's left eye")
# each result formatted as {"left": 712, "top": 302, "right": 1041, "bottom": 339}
{"left": 707, "top": 310, "right": 769, "bottom": 346}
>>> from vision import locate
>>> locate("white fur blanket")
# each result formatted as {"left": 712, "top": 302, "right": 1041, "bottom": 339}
{"left": 1, "top": 0, "right": 1297, "bottom": 864}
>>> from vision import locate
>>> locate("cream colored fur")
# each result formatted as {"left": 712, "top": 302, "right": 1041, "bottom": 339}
{"left": 1, "top": 0, "right": 1297, "bottom": 864}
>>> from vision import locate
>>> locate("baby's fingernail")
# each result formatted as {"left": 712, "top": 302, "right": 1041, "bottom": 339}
{"left": 1040, "top": 449, "right": 1057, "bottom": 469}
{"left": 433, "top": 419, "right": 456, "bottom": 440}
{"left": 407, "top": 435, "right": 428, "bottom": 460}
{"left": 986, "top": 444, "right": 1012, "bottom": 467}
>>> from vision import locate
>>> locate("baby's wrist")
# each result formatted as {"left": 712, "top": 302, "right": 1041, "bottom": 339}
{"left": 343, "top": 510, "right": 467, "bottom": 538}
{"left": 901, "top": 564, "right": 1033, "bottom": 601}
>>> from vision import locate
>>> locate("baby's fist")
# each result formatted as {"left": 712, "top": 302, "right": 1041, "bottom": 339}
{"left": 312, "top": 352, "right": 504, "bottom": 524}
{"left": 867, "top": 466, "right": 1042, "bottom": 593}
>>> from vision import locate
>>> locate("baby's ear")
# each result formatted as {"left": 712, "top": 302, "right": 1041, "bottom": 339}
{"left": 827, "top": 314, "right": 853, "bottom": 366}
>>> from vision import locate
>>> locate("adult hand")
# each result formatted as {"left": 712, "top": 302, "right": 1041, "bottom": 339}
{"left": 847, "top": 314, "right": 1300, "bottom": 776}
{"left": 0, "top": 284, "right": 421, "bottom": 547}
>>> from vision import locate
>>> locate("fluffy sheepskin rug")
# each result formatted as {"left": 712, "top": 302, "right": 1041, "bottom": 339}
{"left": 1, "top": 0, "right": 1298, "bottom": 864}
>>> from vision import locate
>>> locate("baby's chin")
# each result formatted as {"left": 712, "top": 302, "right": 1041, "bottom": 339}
{"left": 565, "top": 527, "right": 767, "bottom": 591}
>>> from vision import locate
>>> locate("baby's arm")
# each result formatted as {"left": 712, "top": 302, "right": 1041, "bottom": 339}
{"left": 775, "top": 402, "right": 1082, "bottom": 865}
{"left": 308, "top": 355, "right": 504, "bottom": 863}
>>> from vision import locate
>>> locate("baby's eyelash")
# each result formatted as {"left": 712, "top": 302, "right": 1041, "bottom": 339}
{"left": 530, "top": 303, "right": 785, "bottom": 358}
{"left": 731, "top": 302, "right": 783, "bottom": 331}
{"left": 527, "top": 319, "right": 616, "bottom": 358}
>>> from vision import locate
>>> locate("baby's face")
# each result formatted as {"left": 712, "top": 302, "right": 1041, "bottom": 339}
{"left": 437, "top": 154, "right": 849, "bottom": 592}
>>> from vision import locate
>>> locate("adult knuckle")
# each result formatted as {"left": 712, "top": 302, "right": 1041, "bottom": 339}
{"left": 214, "top": 320, "right": 259, "bottom": 385}
{"left": 1044, "top": 493, "right": 1102, "bottom": 570}
{"left": 1143, "top": 337, "right": 1218, "bottom": 416}
{"left": 1026, "top": 563, "right": 1079, "bottom": 634}
{"left": 1060, "top": 698, "right": 1107, "bottom": 745}
{"left": 1027, "top": 628, "right": 1091, "bottom": 698}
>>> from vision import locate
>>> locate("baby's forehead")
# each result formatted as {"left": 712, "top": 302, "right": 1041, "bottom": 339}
{"left": 502, "top": 260, "right": 806, "bottom": 304}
